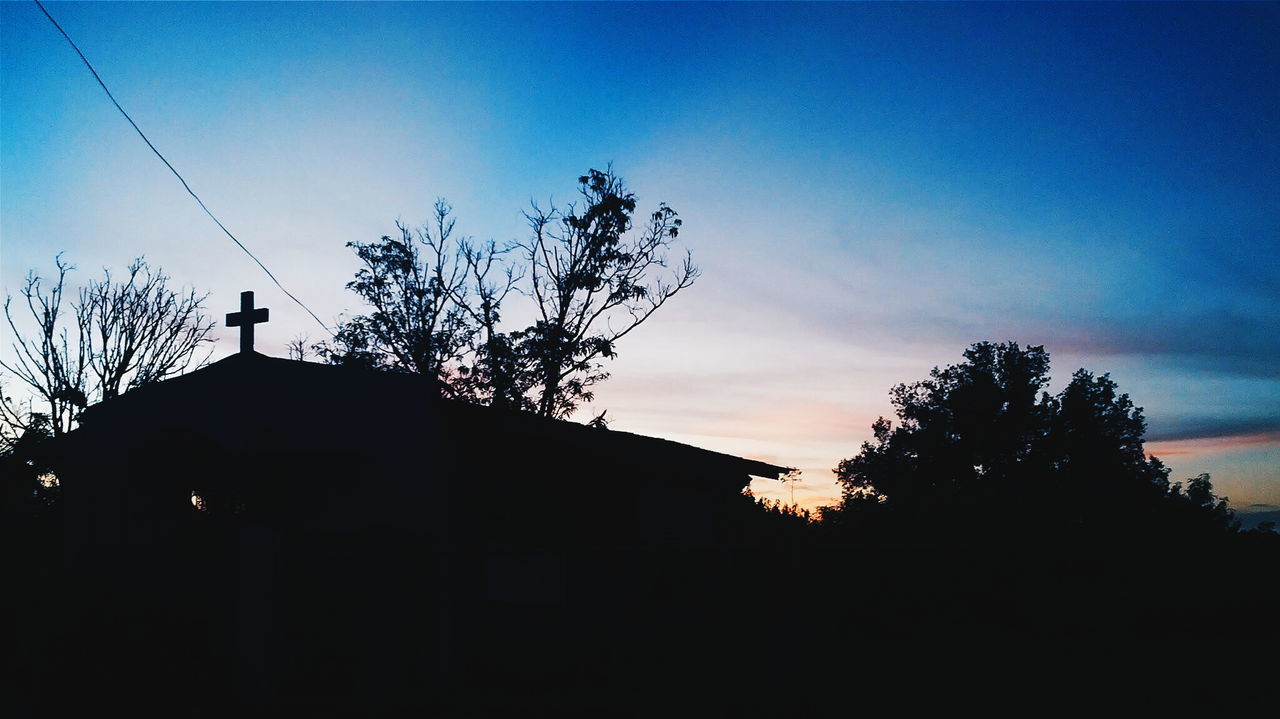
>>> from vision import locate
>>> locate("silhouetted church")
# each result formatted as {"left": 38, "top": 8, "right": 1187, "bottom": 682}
{"left": 59, "top": 292, "right": 787, "bottom": 709}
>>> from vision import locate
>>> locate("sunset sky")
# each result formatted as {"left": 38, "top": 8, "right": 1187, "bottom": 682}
{"left": 3, "top": 2, "right": 1277, "bottom": 514}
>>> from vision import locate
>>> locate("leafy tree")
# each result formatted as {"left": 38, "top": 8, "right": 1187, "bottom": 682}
{"left": 324, "top": 167, "right": 697, "bottom": 419}
{"left": 316, "top": 201, "right": 476, "bottom": 388}
{"left": 719, "top": 489, "right": 814, "bottom": 544}
{"left": 1042, "top": 369, "right": 1173, "bottom": 527}
{"left": 836, "top": 342, "right": 1052, "bottom": 512}
{"left": 519, "top": 167, "right": 698, "bottom": 417}
{"left": 833, "top": 341, "right": 1238, "bottom": 536}
{"left": 1167, "top": 472, "right": 1240, "bottom": 535}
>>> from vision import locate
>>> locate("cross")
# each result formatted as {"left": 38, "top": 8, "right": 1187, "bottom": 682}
{"left": 226, "top": 291, "right": 269, "bottom": 354}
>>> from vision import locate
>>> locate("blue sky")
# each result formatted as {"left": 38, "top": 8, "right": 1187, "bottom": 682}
{"left": 3, "top": 2, "right": 1277, "bottom": 511}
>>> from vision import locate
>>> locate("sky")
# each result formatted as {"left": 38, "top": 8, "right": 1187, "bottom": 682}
{"left": 2, "top": 2, "right": 1277, "bottom": 515}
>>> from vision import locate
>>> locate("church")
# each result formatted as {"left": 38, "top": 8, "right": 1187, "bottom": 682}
{"left": 57, "top": 291, "right": 788, "bottom": 711}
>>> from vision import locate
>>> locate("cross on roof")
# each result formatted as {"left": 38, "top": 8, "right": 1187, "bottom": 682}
{"left": 226, "top": 291, "right": 269, "bottom": 354}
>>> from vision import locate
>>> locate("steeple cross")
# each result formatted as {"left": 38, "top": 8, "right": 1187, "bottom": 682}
{"left": 226, "top": 291, "right": 269, "bottom": 354}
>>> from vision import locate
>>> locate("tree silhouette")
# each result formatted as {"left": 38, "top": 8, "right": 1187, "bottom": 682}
{"left": 323, "top": 167, "right": 696, "bottom": 418}
{"left": 518, "top": 167, "right": 698, "bottom": 418}
{"left": 317, "top": 199, "right": 529, "bottom": 405}
{"left": 1, "top": 256, "right": 214, "bottom": 439}
{"left": 832, "top": 341, "right": 1239, "bottom": 537}
{"left": 1174, "top": 472, "right": 1239, "bottom": 534}
{"left": 1042, "top": 368, "right": 1174, "bottom": 529}
{"left": 835, "top": 342, "right": 1052, "bottom": 514}
{"left": 317, "top": 200, "right": 477, "bottom": 388}
{"left": 1, "top": 256, "right": 211, "bottom": 566}
{"left": 449, "top": 234, "right": 530, "bottom": 411}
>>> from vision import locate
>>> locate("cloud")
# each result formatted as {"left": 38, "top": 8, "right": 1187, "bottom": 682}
{"left": 1145, "top": 418, "right": 1280, "bottom": 443}
{"left": 1146, "top": 431, "right": 1280, "bottom": 460}
{"left": 1043, "top": 310, "right": 1280, "bottom": 380}
{"left": 714, "top": 246, "right": 1280, "bottom": 382}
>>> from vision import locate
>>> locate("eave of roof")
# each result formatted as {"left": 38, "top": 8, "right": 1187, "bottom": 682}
{"left": 78, "top": 352, "right": 791, "bottom": 480}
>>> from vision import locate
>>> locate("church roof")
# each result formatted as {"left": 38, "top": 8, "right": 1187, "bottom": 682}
{"left": 78, "top": 352, "right": 789, "bottom": 480}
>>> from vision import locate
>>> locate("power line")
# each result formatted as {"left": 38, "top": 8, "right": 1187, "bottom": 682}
{"left": 32, "top": 0, "right": 334, "bottom": 337}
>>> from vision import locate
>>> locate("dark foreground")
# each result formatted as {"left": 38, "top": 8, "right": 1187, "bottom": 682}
{"left": 7, "top": 503, "right": 1278, "bottom": 717}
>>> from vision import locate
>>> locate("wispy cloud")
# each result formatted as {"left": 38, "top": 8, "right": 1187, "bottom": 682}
{"left": 1146, "top": 418, "right": 1280, "bottom": 444}
{"left": 1042, "top": 311, "right": 1280, "bottom": 380}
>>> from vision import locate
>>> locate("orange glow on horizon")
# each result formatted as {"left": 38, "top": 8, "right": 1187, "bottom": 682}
{"left": 1147, "top": 431, "right": 1280, "bottom": 461}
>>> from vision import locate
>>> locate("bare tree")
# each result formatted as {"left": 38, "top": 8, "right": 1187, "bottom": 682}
{"left": 1, "top": 377, "right": 44, "bottom": 453}
{"left": 79, "top": 260, "right": 215, "bottom": 401}
{"left": 519, "top": 167, "right": 698, "bottom": 418}
{"left": 3, "top": 258, "right": 91, "bottom": 438}
{"left": 1, "top": 257, "right": 214, "bottom": 439}
{"left": 451, "top": 238, "right": 530, "bottom": 410}
{"left": 286, "top": 334, "right": 311, "bottom": 362}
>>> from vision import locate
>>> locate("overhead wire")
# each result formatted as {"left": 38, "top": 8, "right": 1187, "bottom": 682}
{"left": 32, "top": 0, "right": 334, "bottom": 337}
